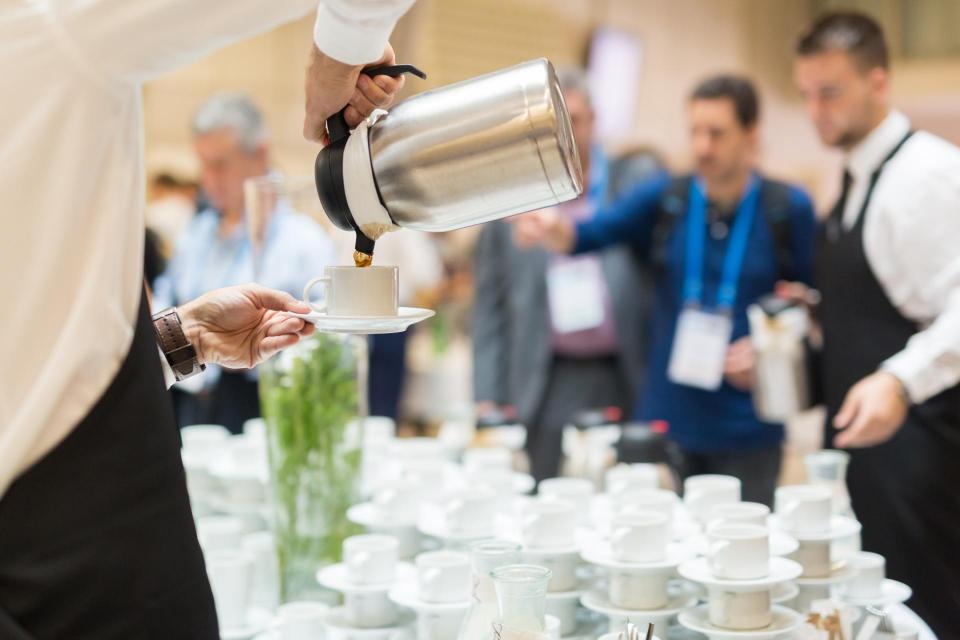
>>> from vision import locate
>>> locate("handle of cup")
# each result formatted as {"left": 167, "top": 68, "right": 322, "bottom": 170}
{"left": 421, "top": 567, "right": 441, "bottom": 589}
{"left": 348, "top": 551, "right": 371, "bottom": 570}
{"left": 708, "top": 540, "right": 730, "bottom": 559}
{"left": 302, "top": 276, "right": 331, "bottom": 313}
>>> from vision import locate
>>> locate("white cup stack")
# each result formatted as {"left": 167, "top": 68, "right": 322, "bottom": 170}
{"left": 316, "top": 534, "right": 412, "bottom": 632}
{"left": 839, "top": 551, "right": 912, "bottom": 607}
{"left": 388, "top": 550, "right": 473, "bottom": 640}
{"left": 348, "top": 478, "right": 426, "bottom": 559}
{"left": 678, "top": 520, "right": 804, "bottom": 636}
{"left": 517, "top": 497, "right": 584, "bottom": 636}
{"left": 683, "top": 475, "right": 742, "bottom": 525}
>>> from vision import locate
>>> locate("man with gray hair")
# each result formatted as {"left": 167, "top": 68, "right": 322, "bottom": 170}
{"left": 153, "top": 93, "right": 336, "bottom": 432}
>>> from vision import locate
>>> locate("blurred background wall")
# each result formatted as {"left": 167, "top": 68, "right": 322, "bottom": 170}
{"left": 144, "top": 0, "right": 960, "bottom": 211}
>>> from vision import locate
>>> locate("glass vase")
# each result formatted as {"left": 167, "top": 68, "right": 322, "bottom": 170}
{"left": 260, "top": 331, "right": 367, "bottom": 602}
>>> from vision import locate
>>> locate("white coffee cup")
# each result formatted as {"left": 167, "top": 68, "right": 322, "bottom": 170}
{"left": 775, "top": 484, "right": 833, "bottom": 534}
{"left": 277, "top": 601, "right": 328, "bottom": 640}
{"left": 343, "top": 534, "right": 398, "bottom": 584}
{"left": 608, "top": 570, "right": 670, "bottom": 609}
{"left": 303, "top": 265, "right": 399, "bottom": 316}
{"left": 545, "top": 598, "right": 578, "bottom": 635}
{"left": 205, "top": 549, "right": 252, "bottom": 630}
{"left": 242, "top": 531, "right": 279, "bottom": 612}
{"left": 443, "top": 487, "right": 497, "bottom": 534}
{"left": 709, "top": 502, "right": 770, "bottom": 528}
{"left": 416, "top": 550, "right": 472, "bottom": 603}
{"left": 416, "top": 610, "right": 467, "bottom": 640}
{"left": 846, "top": 551, "right": 886, "bottom": 598}
{"left": 196, "top": 515, "right": 245, "bottom": 551}
{"left": 709, "top": 588, "right": 772, "bottom": 630}
{"left": 610, "top": 510, "right": 669, "bottom": 563}
{"left": 372, "top": 478, "right": 424, "bottom": 524}
{"left": 791, "top": 539, "right": 832, "bottom": 578}
{"left": 522, "top": 499, "right": 577, "bottom": 550}
{"left": 522, "top": 549, "right": 579, "bottom": 592}
{"left": 605, "top": 463, "right": 660, "bottom": 495}
{"left": 538, "top": 477, "right": 594, "bottom": 523}
{"left": 684, "top": 475, "right": 741, "bottom": 523}
{"left": 544, "top": 614, "right": 563, "bottom": 640}
{"left": 343, "top": 592, "right": 398, "bottom": 628}
{"left": 614, "top": 488, "right": 677, "bottom": 523}
{"left": 466, "top": 467, "right": 517, "bottom": 499}
{"left": 463, "top": 447, "right": 513, "bottom": 473}
{"left": 707, "top": 522, "right": 770, "bottom": 580}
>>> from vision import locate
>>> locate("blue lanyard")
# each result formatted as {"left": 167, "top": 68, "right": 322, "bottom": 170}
{"left": 586, "top": 145, "right": 609, "bottom": 208}
{"left": 683, "top": 175, "right": 760, "bottom": 310}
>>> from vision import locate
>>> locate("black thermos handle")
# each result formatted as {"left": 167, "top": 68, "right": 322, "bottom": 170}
{"left": 325, "top": 64, "right": 427, "bottom": 143}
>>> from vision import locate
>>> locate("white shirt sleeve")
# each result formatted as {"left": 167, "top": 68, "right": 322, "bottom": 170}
{"left": 313, "top": 0, "right": 417, "bottom": 64}
{"left": 874, "top": 140, "right": 960, "bottom": 403}
{"left": 52, "top": 0, "right": 319, "bottom": 81}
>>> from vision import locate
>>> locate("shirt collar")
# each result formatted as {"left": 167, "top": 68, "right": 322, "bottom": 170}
{"left": 846, "top": 110, "right": 911, "bottom": 180}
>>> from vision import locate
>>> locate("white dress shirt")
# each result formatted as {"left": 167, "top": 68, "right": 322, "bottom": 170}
{"left": 0, "top": 0, "right": 414, "bottom": 497}
{"left": 841, "top": 110, "right": 960, "bottom": 404}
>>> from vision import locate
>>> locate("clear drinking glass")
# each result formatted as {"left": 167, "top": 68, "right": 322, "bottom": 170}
{"left": 804, "top": 450, "right": 852, "bottom": 516}
{"left": 459, "top": 541, "right": 522, "bottom": 640}
{"left": 492, "top": 564, "right": 552, "bottom": 634}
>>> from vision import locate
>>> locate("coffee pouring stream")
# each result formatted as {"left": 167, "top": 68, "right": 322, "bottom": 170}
{"left": 314, "top": 58, "right": 585, "bottom": 266}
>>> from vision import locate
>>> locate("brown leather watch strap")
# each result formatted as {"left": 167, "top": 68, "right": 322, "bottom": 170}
{"left": 152, "top": 308, "right": 205, "bottom": 382}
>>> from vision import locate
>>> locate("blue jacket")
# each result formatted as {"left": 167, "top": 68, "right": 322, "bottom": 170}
{"left": 574, "top": 172, "right": 816, "bottom": 453}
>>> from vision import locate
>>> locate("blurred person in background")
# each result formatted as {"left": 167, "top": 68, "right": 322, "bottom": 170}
{"left": 790, "top": 13, "right": 960, "bottom": 633}
{"left": 145, "top": 172, "right": 199, "bottom": 259}
{"left": 153, "top": 93, "right": 337, "bottom": 433}
{"left": 514, "top": 75, "right": 816, "bottom": 504}
{"left": 472, "top": 68, "right": 659, "bottom": 483}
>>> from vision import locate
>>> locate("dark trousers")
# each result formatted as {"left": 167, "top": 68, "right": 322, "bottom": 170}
{"left": 527, "top": 355, "right": 632, "bottom": 483}
{"left": 676, "top": 445, "right": 782, "bottom": 507}
{"left": 0, "top": 291, "right": 217, "bottom": 638}
{"left": 368, "top": 331, "right": 409, "bottom": 421}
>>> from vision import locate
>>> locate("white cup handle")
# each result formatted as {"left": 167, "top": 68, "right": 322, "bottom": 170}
{"left": 708, "top": 540, "right": 730, "bottom": 559}
{"left": 421, "top": 568, "right": 441, "bottom": 590}
{"left": 348, "top": 551, "right": 370, "bottom": 571}
{"left": 302, "top": 276, "right": 331, "bottom": 313}
{"left": 781, "top": 501, "right": 800, "bottom": 523}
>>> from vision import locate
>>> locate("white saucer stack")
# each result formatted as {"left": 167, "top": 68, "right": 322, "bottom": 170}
{"left": 389, "top": 549, "right": 474, "bottom": 640}
{"left": 769, "top": 484, "right": 862, "bottom": 611}
{"left": 678, "top": 520, "right": 804, "bottom": 640}
{"left": 317, "top": 534, "right": 416, "bottom": 637}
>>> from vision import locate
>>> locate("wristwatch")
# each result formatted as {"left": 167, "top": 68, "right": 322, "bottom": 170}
{"left": 152, "top": 307, "right": 206, "bottom": 382}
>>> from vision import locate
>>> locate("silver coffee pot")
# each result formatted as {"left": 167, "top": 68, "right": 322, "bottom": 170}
{"left": 749, "top": 295, "right": 813, "bottom": 423}
{"left": 315, "top": 58, "right": 584, "bottom": 258}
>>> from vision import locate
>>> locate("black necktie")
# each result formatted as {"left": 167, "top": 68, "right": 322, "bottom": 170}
{"left": 826, "top": 169, "right": 853, "bottom": 243}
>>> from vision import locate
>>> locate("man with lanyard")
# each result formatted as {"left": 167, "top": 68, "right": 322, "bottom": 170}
{"left": 791, "top": 13, "right": 960, "bottom": 634}
{"left": 0, "top": 0, "right": 414, "bottom": 636}
{"left": 474, "top": 67, "right": 653, "bottom": 482}
{"left": 515, "top": 74, "right": 816, "bottom": 505}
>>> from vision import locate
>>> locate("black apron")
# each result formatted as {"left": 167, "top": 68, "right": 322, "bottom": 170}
{"left": 0, "top": 289, "right": 219, "bottom": 639}
{"left": 817, "top": 132, "right": 960, "bottom": 636}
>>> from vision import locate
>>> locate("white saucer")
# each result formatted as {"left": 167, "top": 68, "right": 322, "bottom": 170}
{"left": 690, "top": 580, "right": 799, "bottom": 604}
{"left": 691, "top": 532, "right": 799, "bottom": 558}
{"left": 581, "top": 540, "right": 696, "bottom": 572}
{"left": 387, "top": 582, "right": 472, "bottom": 613}
{"left": 347, "top": 502, "right": 419, "bottom": 529}
{"left": 317, "top": 562, "right": 415, "bottom": 594}
{"left": 838, "top": 579, "right": 912, "bottom": 606}
{"left": 793, "top": 562, "right": 856, "bottom": 586}
{"left": 324, "top": 605, "right": 415, "bottom": 638}
{"left": 678, "top": 557, "right": 803, "bottom": 591}
{"left": 416, "top": 508, "right": 497, "bottom": 542}
{"left": 221, "top": 608, "right": 273, "bottom": 640}
{"left": 288, "top": 307, "right": 435, "bottom": 335}
{"left": 768, "top": 515, "right": 861, "bottom": 542}
{"left": 678, "top": 604, "right": 803, "bottom": 640}
{"left": 580, "top": 589, "right": 697, "bottom": 618}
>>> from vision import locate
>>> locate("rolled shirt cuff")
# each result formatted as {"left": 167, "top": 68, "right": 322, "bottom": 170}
{"left": 881, "top": 350, "right": 958, "bottom": 405}
{"left": 313, "top": 2, "right": 396, "bottom": 65}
